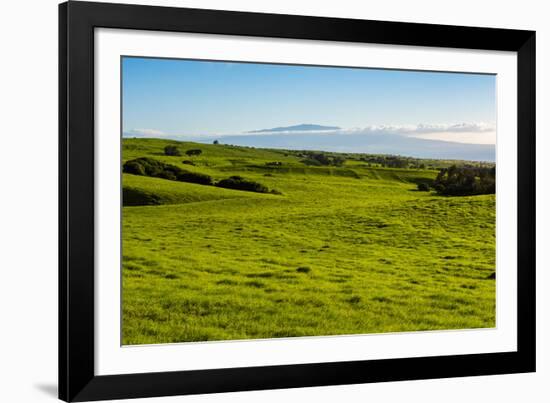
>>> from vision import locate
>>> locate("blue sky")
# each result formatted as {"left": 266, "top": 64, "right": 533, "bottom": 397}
{"left": 122, "top": 56, "right": 496, "bottom": 147}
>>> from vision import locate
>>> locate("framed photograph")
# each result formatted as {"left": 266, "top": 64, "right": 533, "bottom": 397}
{"left": 59, "top": 1, "right": 536, "bottom": 401}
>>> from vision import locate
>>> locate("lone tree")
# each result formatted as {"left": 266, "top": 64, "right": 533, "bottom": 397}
{"left": 185, "top": 149, "right": 203, "bottom": 157}
{"left": 213, "top": 140, "right": 219, "bottom": 145}
{"left": 164, "top": 145, "right": 181, "bottom": 156}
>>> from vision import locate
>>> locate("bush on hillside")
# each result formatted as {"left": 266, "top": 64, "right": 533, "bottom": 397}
{"left": 123, "top": 157, "right": 165, "bottom": 176}
{"left": 307, "top": 152, "right": 331, "bottom": 166}
{"left": 300, "top": 158, "right": 323, "bottom": 166}
{"left": 157, "top": 170, "right": 177, "bottom": 181}
{"left": 300, "top": 152, "right": 345, "bottom": 166}
{"left": 164, "top": 145, "right": 181, "bottom": 156}
{"left": 216, "top": 176, "right": 269, "bottom": 193}
{"left": 417, "top": 183, "right": 430, "bottom": 192}
{"left": 185, "top": 149, "right": 203, "bottom": 157}
{"left": 433, "top": 165, "right": 495, "bottom": 196}
{"left": 176, "top": 171, "right": 213, "bottom": 185}
{"left": 123, "top": 160, "right": 146, "bottom": 175}
{"left": 163, "top": 164, "right": 182, "bottom": 176}
{"left": 122, "top": 187, "right": 162, "bottom": 206}
{"left": 122, "top": 157, "right": 213, "bottom": 186}
{"left": 331, "top": 156, "right": 345, "bottom": 167}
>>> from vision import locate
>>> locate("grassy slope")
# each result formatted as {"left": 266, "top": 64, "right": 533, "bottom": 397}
{"left": 122, "top": 138, "right": 495, "bottom": 344}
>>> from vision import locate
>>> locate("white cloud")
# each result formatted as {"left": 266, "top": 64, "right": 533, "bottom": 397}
{"left": 397, "top": 123, "right": 495, "bottom": 145}
{"left": 411, "top": 122, "right": 495, "bottom": 134}
{"left": 339, "top": 122, "right": 494, "bottom": 134}
{"left": 409, "top": 131, "right": 495, "bottom": 145}
{"left": 246, "top": 123, "right": 496, "bottom": 145}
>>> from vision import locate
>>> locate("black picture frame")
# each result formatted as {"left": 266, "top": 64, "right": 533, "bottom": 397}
{"left": 59, "top": 1, "right": 536, "bottom": 401}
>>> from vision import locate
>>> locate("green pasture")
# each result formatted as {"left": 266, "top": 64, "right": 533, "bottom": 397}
{"left": 121, "top": 138, "right": 496, "bottom": 345}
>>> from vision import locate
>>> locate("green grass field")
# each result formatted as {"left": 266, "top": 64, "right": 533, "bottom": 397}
{"left": 122, "top": 138, "right": 496, "bottom": 345}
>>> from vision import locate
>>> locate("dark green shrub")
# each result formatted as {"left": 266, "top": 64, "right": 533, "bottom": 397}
{"left": 164, "top": 145, "right": 181, "bottom": 156}
{"left": 331, "top": 156, "right": 345, "bottom": 167}
{"left": 216, "top": 176, "right": 269, "bottom": 193}
{"left": 176, "top": 171, "right": 213, "bottom": 185}
{"left": 300, "top": 152, "right": 346, "bottom": 167}
{"left": 185, "top": 149, "right": 202, "bottom": 156}
{"left": 301, "top": 158, "right": 323, "bottom": 166}
{"left": 163, "top": 164, "right": 181, "bottom": 175}
{"left": 157, "top": 170, "right": 177, "bottom": 181}
{"left": 417, "top": 183, "right": 430, "bottom": 192}
{"left": 123, "top": 157, "right": 165, "bottom": 177}
{"left": 309, "top": 152, "right": 331, "bottom": 165}
{"left": 122, "top": 160, "right": 146, "bottom": 175}
{"left": 122, "top": 187, "right": 162, "bottom": 206}
{"left": 123, "top": 157, "right": 212, "bottom": 186}
{"left": 182, "top": 160, "right": 195, "bottom": 165}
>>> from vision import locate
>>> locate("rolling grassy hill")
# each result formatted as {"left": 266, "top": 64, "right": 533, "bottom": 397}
{"left": 122, "top": 138, "right": 495, "bottom": 345}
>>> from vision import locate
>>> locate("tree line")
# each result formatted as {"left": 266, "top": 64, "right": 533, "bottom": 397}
{"left": 300, "top": 151, "right": 345, "bottom": 166}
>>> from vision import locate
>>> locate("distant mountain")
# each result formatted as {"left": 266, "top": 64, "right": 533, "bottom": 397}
{"left": 248, "top": 124, "right": 341, "bottom": 133}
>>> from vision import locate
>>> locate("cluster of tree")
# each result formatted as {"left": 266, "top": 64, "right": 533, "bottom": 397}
{"left": 358, "top": 155, "right": 426, "bottom": 169}
{"left": 123, "top": 158, "right": 278, "bottom": 194}
{"left": 123, "top": 157, "right": 212, "bottom": 185}
{"left": 433, "top": 165, "right": 495, "bottom": 196}
{"left": 300, "top": 152, "right": 345, "bottom": 167}
{"left": 164, "top": 145, "right": 203, "bottom": 157}
{"left": 265, "top": 161, "right": 283, "bottom": 166}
